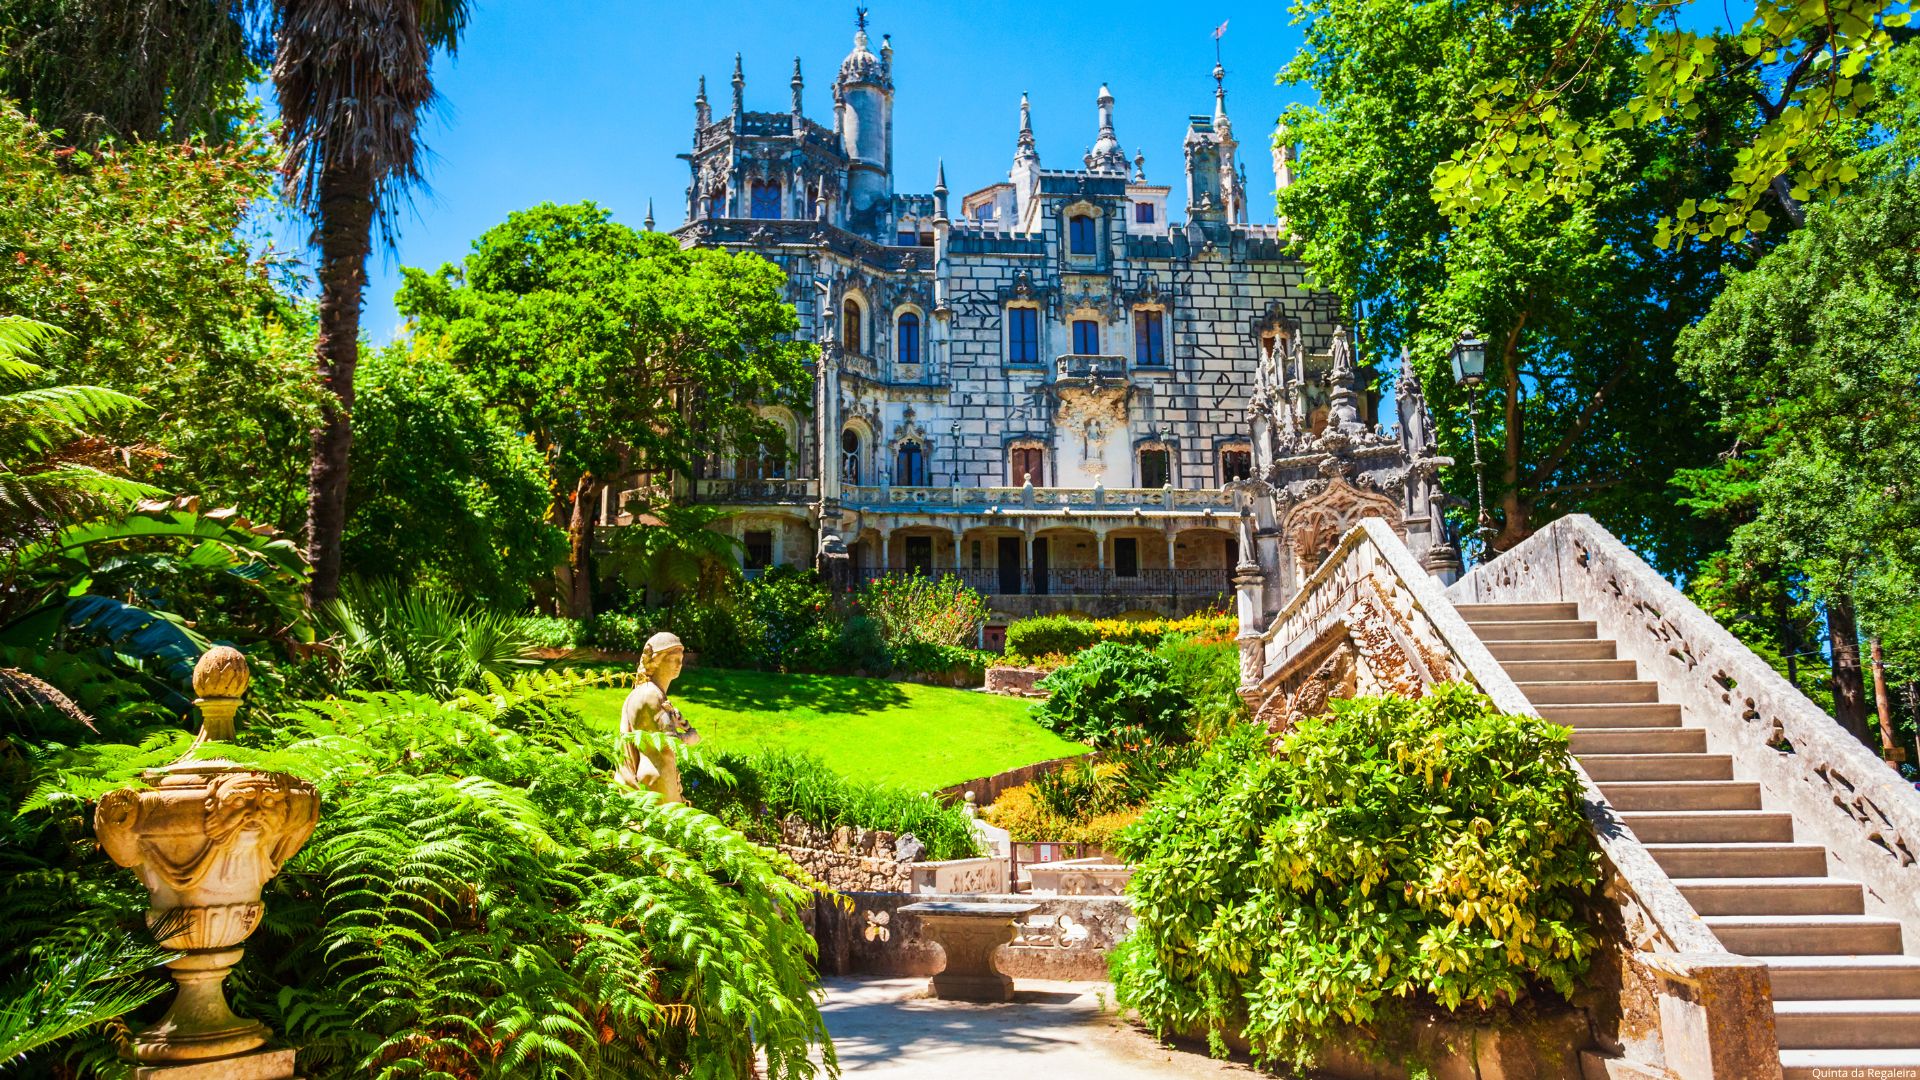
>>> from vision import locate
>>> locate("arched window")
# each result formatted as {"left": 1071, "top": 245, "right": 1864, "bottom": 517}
{"left": 840, "top": 428, "right": 862, "bottom": 484}
{"left": 842, "top": 299, "right": 863, "bottom": 354}
{"left": 895, "top": 440, "right": 927, "bottom": 486}
{"left": 896, "top": 312, "right": 921, "bottom": 365}
{"left": 750, "top": 181, "right": 782, "bottom": 220}
{"left": 1009, "top": 442, "right": 1045, "bottom": 486}
{"left": 1068, "top": 214, "right": 1097, "bottom": 255}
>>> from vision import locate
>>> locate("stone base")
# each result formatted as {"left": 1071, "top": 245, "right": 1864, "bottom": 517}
{"left": 133, "top": 1047, "right": 298, "bottom": 1080}
{"left": 928, "top": 970, "right": 1015, "bottom": 1003}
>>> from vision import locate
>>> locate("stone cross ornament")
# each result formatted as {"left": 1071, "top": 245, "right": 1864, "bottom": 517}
{"left": 94, "top": 646, "right": 319, "bottom": 1071}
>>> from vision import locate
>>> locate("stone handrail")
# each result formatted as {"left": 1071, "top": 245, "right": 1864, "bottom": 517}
{"left": 1251, "top": 517, "right": 1772, "bottom": 1078}
{"left": 1454, "top": 513, "right": 1920, "bottom": 947}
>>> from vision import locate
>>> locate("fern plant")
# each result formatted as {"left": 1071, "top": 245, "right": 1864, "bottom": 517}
{"left": 16, "top": 666, "right": 838, "bottom": 1079}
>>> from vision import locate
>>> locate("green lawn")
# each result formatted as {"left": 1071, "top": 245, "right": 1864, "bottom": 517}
{"left": 571, "top": 667, "right": 1087, "bottom": 790}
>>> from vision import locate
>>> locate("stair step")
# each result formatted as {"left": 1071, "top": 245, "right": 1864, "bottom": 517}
{"left": 1487, "top": 640, "right": 1619, "bottom": 662}
{"left": 1581, "top": 754, "right": 1733, "bottom": 782}
{"left": 1774, "top": 998, "right": 1920, "bottom": 1049}
{"left": 1498, "top": 657, "right": 1636, "bottom": 681}
{"left": 1514, "top": 680, "right": 1662, "bottom": 705}
{"left": 1767, "top": 955, "right": 1920, "bottom": 1000}
{"left": 1674, "top": 877, "right": 1863, "bottom": 916}
{"left": 1547, "top": 703, "right": 1686, "bottom": 728}
{"left": 1597, "top": 781, "right": 1762, "bottom": 811}
{"left": 1704, "top": 914, "right": 1901, "bottom": 956}
{"left": 1646, "top": 842, "right": 1828, "bottom": 878}
{"left": 1783, "top": 1048, "right": 1920, "bottom": 1079}
{"left": 1458, "top": 602, "right": 1581, "bottom": 622}
{"left": 1620, "top": 811, "right": 1796, "bottom": 844}
{"left": 1569, "top": 727, "right": 1705, "bottom": 754}
{"left": 1471, "top": 619, "right": 1598, "bottom": 641}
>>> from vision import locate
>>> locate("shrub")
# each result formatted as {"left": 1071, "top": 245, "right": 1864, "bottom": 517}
{"left": 981, "top": 783, "right": 1141, "bottom": 848}
{"left": 1032, "top": 643, "right": 1191, "bottom": 746}
{"left": 856, "top": 572, "right": 990, "bottom": 649}
{"left": 1155, "top": 635, "right": 1250, "bottom": 743}
{"left": 1003, "top": 610, "right": 1237, "bottom": 661}
{"left": 684, "top": 747, "right": 980, "bottom": 861}
{"left": 322, "top": 578, "right": 538, "bottom": 697}
{"left": 1111, "top": 684, "right": 1602, "bottom": 1068}
{"left": 513, "top": 615, "right": 586, "bottom": 651}
{"left": 885, "top": 639, "right": 990, "bottom": 682}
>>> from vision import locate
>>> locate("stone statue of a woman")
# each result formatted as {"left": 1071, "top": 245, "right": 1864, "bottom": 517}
{"left": 615, "top": 632, "right": 701, "bottom": 802}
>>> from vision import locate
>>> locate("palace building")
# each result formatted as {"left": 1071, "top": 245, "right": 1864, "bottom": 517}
{"left": 649, "top": 13, "right": 1457, "bottom": 637}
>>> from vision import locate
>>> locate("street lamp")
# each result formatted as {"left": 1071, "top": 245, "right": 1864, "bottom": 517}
{"left": 1448, "top": 330, "right": 1496, "bottom": 559}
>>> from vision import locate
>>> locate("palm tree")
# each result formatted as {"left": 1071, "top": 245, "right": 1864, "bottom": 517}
{"left": 602, "top": 500, "right": 745, "bottom": 604}
{"left": 270, "top": 0, "right": 470, "bottom": 604}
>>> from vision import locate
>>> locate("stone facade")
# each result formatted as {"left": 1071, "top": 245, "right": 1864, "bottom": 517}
{"left": 640, "top": 12, "right": 1454, "bottom": 633}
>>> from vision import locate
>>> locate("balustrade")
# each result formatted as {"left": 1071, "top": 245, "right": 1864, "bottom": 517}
{"left": 842, "top": 564, "right": 1231, "bottom": 599}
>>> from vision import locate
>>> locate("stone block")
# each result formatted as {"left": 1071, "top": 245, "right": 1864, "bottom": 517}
{"left": 133, "top": 1048, "right": 298, "bottom": 1080}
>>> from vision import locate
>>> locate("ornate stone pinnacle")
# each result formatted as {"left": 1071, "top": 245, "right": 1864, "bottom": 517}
{"left": 192, "top": 646, "right": 249, "bottom": 742}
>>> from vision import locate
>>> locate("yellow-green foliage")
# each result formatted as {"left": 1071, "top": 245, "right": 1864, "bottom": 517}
{"left": 1111, "top": 684, "right": 1602, "bottom": 1069}
{"left": 1001, "top": 611, "right": 1236, "bottom": 662}
{"left": 981, "top": 784, "right": 1140, "bottom": 848}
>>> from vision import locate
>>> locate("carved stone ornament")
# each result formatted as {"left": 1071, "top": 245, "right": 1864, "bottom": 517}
{"left": 93, "top": 647, "right": 319, "bottom": 1066}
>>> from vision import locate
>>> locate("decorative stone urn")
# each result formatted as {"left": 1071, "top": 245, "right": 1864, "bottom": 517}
{"left": 94, "top": 647, "right": 319, "bottom": 1067}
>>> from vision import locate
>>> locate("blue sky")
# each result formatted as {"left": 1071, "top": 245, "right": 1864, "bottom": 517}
{"left": 261, "top": 1, "right": 1315, "bottom": 340}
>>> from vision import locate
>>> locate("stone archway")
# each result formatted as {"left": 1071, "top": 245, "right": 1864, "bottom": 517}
{"left": 1282, "top": 479, "right": 1400, "bottom": 584}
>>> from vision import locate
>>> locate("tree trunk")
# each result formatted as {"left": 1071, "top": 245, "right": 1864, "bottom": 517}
{"left": 1827, "top": 595, "right": 1871, "bottom": 745}
{"left": 304, "top": 159, "right": 376, "bottom": 605}
{"left": 565, "top": 473, "right": 597, "bottom": 621}
{"left": 1494, "top": 319, "right": 1529, "bottom": 552}
{"left": 1871, "top": 637, "right": 1896, "bottom": 758}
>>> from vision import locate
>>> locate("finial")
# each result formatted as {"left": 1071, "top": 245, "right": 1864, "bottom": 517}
{"left": 856, "top": 4, "right": 868, "bottom": 31}
{"left": 731, "top": 53, "right": 745, "bottom": 120}
{"left": 1014, "top": 92, "right": 1039, "bottom": 166}
{"left": 792, "top": 56, "right": 804, "bottom": 114}
{"left": 644, "top": 198, "right": 656, "bottom": 232}
{"left": 696, "top": 74, "right": 707, "bottom": 103}
{"left": 191, "top": 646, "right": 250, "bottom": 742}
{"left": 934, "top": 158, "right": 947, "bottom": 194}
{"left": 1133, "top": 148, "right": 1146, "bottom": 182}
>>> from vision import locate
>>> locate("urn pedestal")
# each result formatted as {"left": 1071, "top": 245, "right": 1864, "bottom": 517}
{"left": 93, "top": 647, "right": 318, "bottom": 1074}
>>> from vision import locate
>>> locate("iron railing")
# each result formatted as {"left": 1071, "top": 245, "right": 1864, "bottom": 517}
{"left": 843, "top": 564, "right": 1232, "bottom": 599}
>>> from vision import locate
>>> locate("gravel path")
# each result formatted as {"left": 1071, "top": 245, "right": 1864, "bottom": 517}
{"left": 817, "top": 976, "right": 1267, "bottom": 1078}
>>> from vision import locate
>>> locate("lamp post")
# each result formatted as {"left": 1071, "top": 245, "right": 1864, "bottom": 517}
{"left": 1448, "top": 330, "right": 1496, "bottom": 560}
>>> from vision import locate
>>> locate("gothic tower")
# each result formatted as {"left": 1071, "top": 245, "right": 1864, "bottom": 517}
{"left": 834, "top": 11, "right": 894, "bottom": 239}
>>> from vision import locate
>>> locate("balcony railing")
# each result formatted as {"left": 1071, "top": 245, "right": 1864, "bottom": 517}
{"left": 688, "top": 477, "right": 818, "bottom": 504}
{"left": 838, "top": 484, "right": 1237, "bottom": 513}
{"left": 842, "top": 565, "right": 1233, "bottom": 599}
{"left": 1055, "top": 353, "right": 1127, "bottom": 380}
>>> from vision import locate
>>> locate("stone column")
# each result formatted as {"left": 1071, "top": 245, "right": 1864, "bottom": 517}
{"left": 94, "top": 648, "right": 317, "bottom": 1079}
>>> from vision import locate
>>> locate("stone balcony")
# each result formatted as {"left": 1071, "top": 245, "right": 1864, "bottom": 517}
{"left": 687, "top": 477, "right": 819, "bottom": 505}
{"left": 1053, "top": 353, "right": 1128, "bottom": 383}
{"left": 839, "top": 483, "right": 1238, "bottom": 519}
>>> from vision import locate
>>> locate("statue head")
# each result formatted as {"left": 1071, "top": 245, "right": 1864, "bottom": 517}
{"left": 638, "top": 632, "right": 686, "bottom": 689}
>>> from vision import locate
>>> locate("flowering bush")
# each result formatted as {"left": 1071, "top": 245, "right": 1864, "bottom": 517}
{"left": 1032, "top": 643, "right": 1191, "bottom": 747}
{"left": 855, "top": 572, "right": 991, "bottom": 649}
{"left": 1003, "top": 610, "right": 1237, "bottom": 661}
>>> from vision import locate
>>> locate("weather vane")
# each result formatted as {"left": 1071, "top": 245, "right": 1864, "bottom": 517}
{"left": 856, "top": 5, "right": 868, "bottom": 31}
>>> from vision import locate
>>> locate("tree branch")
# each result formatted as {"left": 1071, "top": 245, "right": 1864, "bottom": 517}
{"left": 1527, "top": 358, "right": 1629, "bottom": 491}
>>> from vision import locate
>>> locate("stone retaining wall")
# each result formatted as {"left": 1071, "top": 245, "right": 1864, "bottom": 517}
{"left": 934, "top": 752, "right": 1094, "bottom": 807}
{"left": 810, "top": 891, "right": 1133, "bottom": 982}
{"left": 983, "top": 665, "right": 1049, "bottom": 697}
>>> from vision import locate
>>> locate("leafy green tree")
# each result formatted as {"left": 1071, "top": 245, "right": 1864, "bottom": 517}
{"left": 1673, "top": 166, "right": 1920, "bottom": 740}
{"left": 0, "top": 0, "right": 264, "bottom": 145}
{"left": 600, "top": 499, "right": 741, "bottom": 605}
{"left": 1433, "top": 0, "right": 1913, "bottom": 245}
{"left": 1276, "top": 0, "right": 1744, "bottom": 565}
{"left": 398, "top": 201, "right": 813, "bottom": 619}
{"left": 0, "top": 103, "right": 325, "bottom": 525}
{"left": 344, "top": 340, "right": 564, "bottom": 610}
{"left": 270, "top": 0, "right": 471, "bottom": 605}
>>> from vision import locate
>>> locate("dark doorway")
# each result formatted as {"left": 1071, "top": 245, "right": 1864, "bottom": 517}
{"left": 997, "top": 537, "right": 1021, "bottom": 595}
{"left": 905, "top": 535, "right": 934, "bottom": 574}
{"left": 1032, "top": 538, "right": 1050, "bottom": 595}
{"left": 1114, "top": 537, "right": 1139, "bottom": 578}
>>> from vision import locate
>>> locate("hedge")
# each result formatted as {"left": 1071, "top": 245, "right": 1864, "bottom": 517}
{"left": 1003, "top": 611, "right": 1237, "bottom": 660}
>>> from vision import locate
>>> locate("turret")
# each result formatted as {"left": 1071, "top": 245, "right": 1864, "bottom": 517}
{"left": 932, "top": 160, "right": 951, "bottom": 315}
{"left": 1085, "top": 84, "right": 1128, "bottom": 174}
{"left": 835, "top": 10, "right": 895, "bottom": 240}
{"left": 730, "top": 53, "right": 744, "bottom": 129}
{"left": 791, "top": 56, "right": 804, "bottom": 135}
{"left": 1183, "top": 114, "right": 1224, "bottom": 223}
{"left": 1212, "top": 62, "right": 1246, "bottom": 223}
{"left": 1011, "top": 93, "right": 1041, "bottom": 227}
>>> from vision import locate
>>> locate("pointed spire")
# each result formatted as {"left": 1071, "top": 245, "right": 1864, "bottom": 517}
{"left": 1213, "top": 61, "right": 1231, "bottom": 131}
{"left": 1086, "top": 83, "right": 1127, "bottom": 174}
{"left": 791, "top": 56, "right": 804, "bottom": 114}
{"left": 730, "top": 53, "right": 745, "bottom": 124}
{"left": 644, "top": 198, "right": 656, "bottom": 232}
{"left": 695, "top": 75, "right": 710, "bottom": 129}
{"left": 933, "top": 159, "right": 949, "bottom": 221}
{"left": 1014, "top": 92, "right": 1039, "bottom": 167}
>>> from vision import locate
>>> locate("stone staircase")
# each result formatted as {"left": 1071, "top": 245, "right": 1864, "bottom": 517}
{"left": 1458, "top": 601, "right": 1920, "bottom": 1080}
